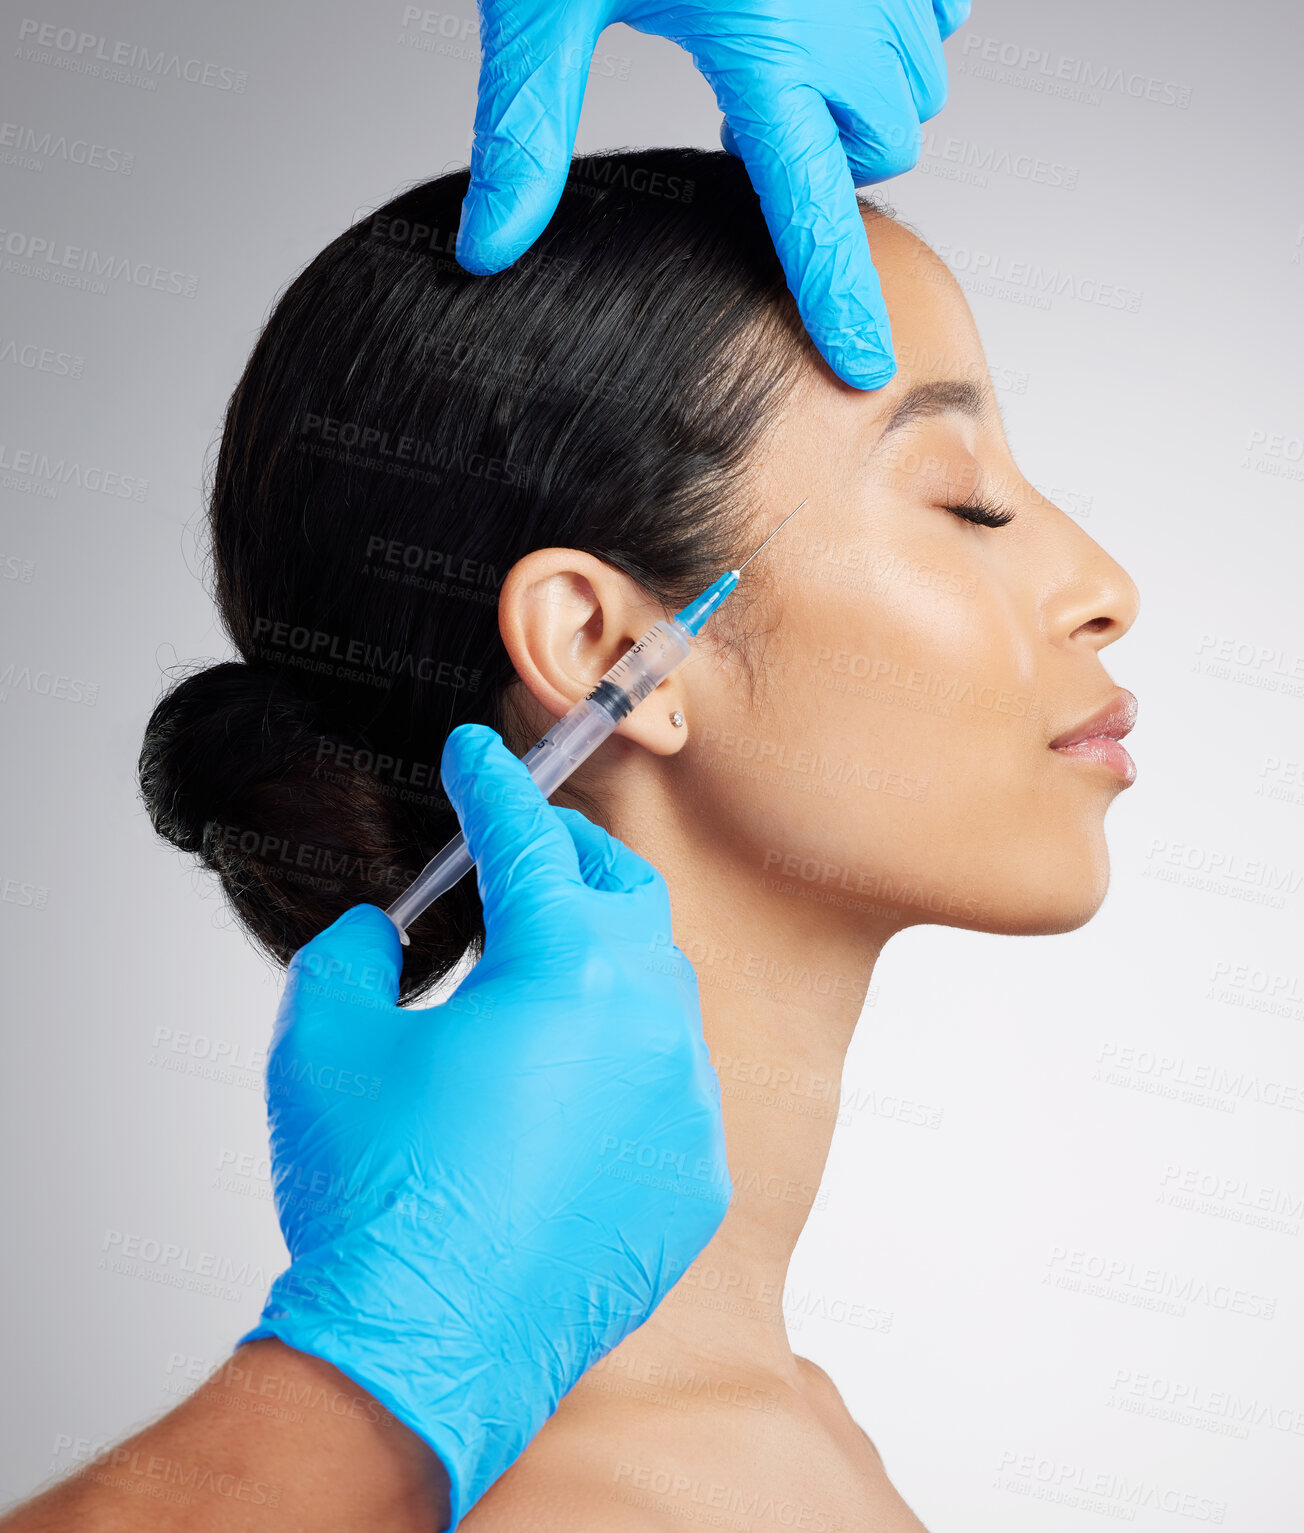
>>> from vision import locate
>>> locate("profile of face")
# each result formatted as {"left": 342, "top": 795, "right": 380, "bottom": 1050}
{"left": 499, "top": 210, "right": 1141, "bottom": 943}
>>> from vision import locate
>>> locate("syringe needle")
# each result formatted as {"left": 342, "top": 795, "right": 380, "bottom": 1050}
{"left": 736, "top": 497, "right": 809, "bottom": 573}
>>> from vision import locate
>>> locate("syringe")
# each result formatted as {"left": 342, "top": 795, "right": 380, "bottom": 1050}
{"left": 384, "top": 498, "right": 807, "bottom": 943}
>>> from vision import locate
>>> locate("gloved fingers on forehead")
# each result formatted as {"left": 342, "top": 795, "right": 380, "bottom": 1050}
{"left": 880, "top": 0, "right": 951, "bottom": 122}
{"left": 457, "top": 16, "right": 593, "bottom": 272}
{"left": 931, "top": 0, "right": 972, "bottom": 45}
{"left": 825, "top": 59, "right": 925, "bottom": 186}
{"left": 720, "top": 80, "right": 895, "bottom": 387}
{"left": 721, "top": 57, "right": 920, "bottom": 187}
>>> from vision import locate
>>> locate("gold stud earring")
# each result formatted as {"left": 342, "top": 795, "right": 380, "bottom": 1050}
{"left": 670, "top": 710, "right": 685, "bottom": 728}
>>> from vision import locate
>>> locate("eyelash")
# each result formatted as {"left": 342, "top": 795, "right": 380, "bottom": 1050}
{"left": 943, "top": 494, "right": 1017, "bottom": 528}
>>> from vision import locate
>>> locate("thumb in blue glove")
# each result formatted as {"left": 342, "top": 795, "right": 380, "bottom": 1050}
{"left": 456, "top": 0, "right": 971, "bottom": 390}
{"left": 240, "top": 722, "right": 730, "bottom": 1528}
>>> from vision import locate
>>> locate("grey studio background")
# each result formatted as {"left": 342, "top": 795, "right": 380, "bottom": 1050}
{"left": 2, "top": 0, "right": 1302, "bottom": 1526}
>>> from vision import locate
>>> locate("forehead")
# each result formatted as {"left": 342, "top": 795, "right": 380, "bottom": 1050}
{"left": 748, "top": 210, "right": 1001, "bottom": 482}
{"left": 852, "top": 210, "right": 991, "bottom": 413}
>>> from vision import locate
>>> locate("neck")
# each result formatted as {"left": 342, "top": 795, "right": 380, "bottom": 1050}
{"left": 573, "top": 753, "right": 893, "bottom": 1396}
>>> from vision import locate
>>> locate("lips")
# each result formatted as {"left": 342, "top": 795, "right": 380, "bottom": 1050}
{"left": 1049, "top": 689, "right": 1138, "bottom": 785}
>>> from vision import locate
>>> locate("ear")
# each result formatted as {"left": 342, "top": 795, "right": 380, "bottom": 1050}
{"left": 498, "top": 548, "right": 692, "bottom": 757}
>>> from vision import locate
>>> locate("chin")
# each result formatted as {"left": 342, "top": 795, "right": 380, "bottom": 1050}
{"left": 1002, "top": 855, "right": 1113, "bottom": 935}
{"left": 955, "top": 835, "right": 1114, "bottom": 937}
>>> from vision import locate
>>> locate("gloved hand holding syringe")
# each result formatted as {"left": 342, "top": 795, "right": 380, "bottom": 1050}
{"left": 385, "top": 498, "right": 807, "bottom": 942}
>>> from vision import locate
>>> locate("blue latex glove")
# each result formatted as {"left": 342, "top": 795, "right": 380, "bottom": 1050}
{"left": 457, "top": 0, "right": 971, "bottom": 389}
{"left": 240, "top": 723, "right": 730, "bottom": 1527}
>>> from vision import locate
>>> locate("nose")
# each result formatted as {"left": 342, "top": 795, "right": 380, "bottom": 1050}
{"left": 1046, "top": 526, "right": 1140, "bottom": 653}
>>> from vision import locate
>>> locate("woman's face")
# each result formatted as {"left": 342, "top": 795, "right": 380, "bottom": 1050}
{"left": 689, "top": 211, "right": 1140, "bottom": 938}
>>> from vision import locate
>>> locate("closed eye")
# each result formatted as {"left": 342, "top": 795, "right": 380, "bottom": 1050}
{"left": 944, "top": 494, "right": 1016, "bottom": 528}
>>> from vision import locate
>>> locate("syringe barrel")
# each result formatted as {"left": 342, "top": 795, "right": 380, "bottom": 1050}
{"left": 593, "top": 617, "right": 694, "bottom": 712}
{"left": 384, "top": 618, "right": 692, "bottom": 940}
{"left": 519, "top": 615, "right": 692, "bottom": 797}
{"left": 384, "top": 833, "right": 476, "bottom": 939}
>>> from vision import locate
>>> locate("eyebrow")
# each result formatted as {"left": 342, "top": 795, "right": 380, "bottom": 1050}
{"left": 875, "top": 378, "right": 993, "bottom": 443}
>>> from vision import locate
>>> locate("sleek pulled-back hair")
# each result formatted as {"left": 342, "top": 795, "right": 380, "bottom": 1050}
{"left": 139, "top": 147, "right": 839, "bottom": 1001}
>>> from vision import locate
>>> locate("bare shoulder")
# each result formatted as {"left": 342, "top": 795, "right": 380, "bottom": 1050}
{"left": 795, "top": 1354, "right": 884, "bottom": 1463}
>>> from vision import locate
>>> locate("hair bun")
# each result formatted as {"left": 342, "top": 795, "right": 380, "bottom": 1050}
{"left": 140, "top": 661, "right": 309, "bottom": 857}
{"left": 138, "top": 661, "right": 468, "bottom": 996}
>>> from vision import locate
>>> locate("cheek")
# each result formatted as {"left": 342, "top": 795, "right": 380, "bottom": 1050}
{"left": 745, "top": 559, "right": 1053, "bottom": 902}
{"left": 786, "top": 552, "right": 1039, "bottom": 778}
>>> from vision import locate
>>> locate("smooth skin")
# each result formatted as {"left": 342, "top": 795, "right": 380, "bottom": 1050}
{"left": 463, "top": 205, "right": 1139, "bottom": 1529}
